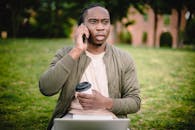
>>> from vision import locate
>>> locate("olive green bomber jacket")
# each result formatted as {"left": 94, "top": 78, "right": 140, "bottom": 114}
{"left": 39, "top": 44, "right": 141, "bottom": 130}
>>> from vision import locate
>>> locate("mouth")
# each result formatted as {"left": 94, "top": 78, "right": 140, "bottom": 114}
{"left": 95, "top": 34, "right": 106, "bottom": 41}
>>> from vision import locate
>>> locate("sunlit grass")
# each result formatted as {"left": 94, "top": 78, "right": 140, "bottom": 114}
{"left": 0, "top": 39, "right": 195, "bottom": 130}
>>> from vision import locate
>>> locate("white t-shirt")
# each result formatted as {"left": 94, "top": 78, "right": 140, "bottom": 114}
{"left": 69, "top": 51, "right": 115, "bottom": 117}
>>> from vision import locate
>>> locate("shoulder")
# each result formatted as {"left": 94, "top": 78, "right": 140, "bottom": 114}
{"left": 109, "top": 44, "right": 134, "bottom": 63}
{"left": 108, "top": 44, "right": 136, "bottom": 72}
{"left": 55, "top": 46, "right": 73, "bottom": 57}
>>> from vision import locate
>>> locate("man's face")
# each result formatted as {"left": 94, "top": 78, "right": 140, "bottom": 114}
{"left": 84, "top": 6, "right": 110, "bottom": 45}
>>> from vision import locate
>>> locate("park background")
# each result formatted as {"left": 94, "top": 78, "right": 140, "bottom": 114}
{"left": 0, "top": 0, "right": 195, "bottom": 130}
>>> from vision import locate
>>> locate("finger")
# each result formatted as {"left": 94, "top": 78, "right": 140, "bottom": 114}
{"left": 78, "top": 97, "right": 92, "bottom": 104}
{"left": 80, "top": 103, "right": 94, "bottom": 110}
{"left": 84, "top": 28, "right": 89, "bottom": 39}
{"left": 77, "top": 93, "right": 93, "bottom": 99}
{"left": 79, "top": 100, "right": 92, "bottom": 109}
{"left": 80, "top": 24, "right": 89, "bottom": 38}
{"left": 92, "top": 89, "right": 98, "bottom": 94}
{"left": 92, "top": 90, "right": 101, "bottom": 98}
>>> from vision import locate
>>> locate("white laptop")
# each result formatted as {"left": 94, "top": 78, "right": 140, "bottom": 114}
{"left": 54, "top": 118, "right": 130, "bottom": 130}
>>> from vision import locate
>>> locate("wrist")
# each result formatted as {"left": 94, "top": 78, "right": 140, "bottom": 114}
{"left": 105, "top": 97, "right": 113, "bottom": 110}
{"left": 68, "top": 47, "right": 83, "bottom": 60}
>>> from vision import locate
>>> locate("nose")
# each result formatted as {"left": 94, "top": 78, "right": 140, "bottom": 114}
{"left": 96, "top": 23, "right": 104, "bottom": 31}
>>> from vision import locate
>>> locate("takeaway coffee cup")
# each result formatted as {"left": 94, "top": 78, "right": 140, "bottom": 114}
{"left": 75, "top": 82, "right": 92, "bottom": 94}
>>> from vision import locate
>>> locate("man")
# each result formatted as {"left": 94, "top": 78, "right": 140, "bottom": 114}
{"left": 39, "top": 3, "right": 141, "bottom": 130}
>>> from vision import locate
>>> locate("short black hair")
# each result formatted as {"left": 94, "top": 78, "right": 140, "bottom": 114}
{"left": 77, "top": 3, "right": 108, "bottom": 25}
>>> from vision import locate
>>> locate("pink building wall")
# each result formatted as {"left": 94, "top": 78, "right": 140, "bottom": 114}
{"left": 114, "top": 5, "right": 187, "bottom": 48}
{"left": 127, "top": 6, "right": 155, "bottom": 47}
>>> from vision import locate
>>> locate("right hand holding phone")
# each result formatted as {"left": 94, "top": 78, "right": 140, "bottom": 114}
{"left": 74, "top": 24, "right": 89, "bottom": 51}
{"left": 69, "top": 24, "right": 89, "bottom": 60}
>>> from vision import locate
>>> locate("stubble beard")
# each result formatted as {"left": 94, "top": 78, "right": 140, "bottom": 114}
{"left": 88, "top": 36, "right": 105, "bottom": 47}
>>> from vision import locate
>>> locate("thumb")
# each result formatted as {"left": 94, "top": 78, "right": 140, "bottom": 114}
{"left": 92, "top": 89, "right": 98, "bottom": 94}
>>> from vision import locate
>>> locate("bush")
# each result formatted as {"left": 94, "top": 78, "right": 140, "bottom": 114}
{"left": 184, "top": 18, "right": 195, "bottom": 45}
{"left": 142, "top": 31, "right": 148, "bottom": 44}
{"left": 160, "top": 32, "right": 172, "bottom": 47}
{"left": 119, "top": 30, "right": 132, "bottom": 44}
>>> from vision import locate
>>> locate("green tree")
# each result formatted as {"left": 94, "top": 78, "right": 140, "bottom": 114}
{"left": 2, "top": 0, "right": 146, "bottom": 38}
{"left": 36, "top": 0, "right": 76, "bottom": 37}
{"left": 165, "top": 0, "right": 195, "bottom": 47}
{"left": 64, "top": 0, "right": 144, "bottom": 23}
{"left": 2, "top": 0, "right": 39, "bottom": 37}
{"left": 185, "top": 18, "right": 195, "bottom": 49}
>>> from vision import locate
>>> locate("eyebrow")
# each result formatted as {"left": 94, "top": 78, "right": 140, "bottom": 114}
{"left": 88, "top": 18, "right": 110, "bottom": 21}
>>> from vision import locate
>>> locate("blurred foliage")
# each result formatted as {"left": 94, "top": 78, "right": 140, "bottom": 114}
{"left": 1, "top": 0, "right": 195, "bottom": 45}
{"left": 163, "top": 15, "right": 170, "bottom": 26}
{"left": 184, "top": 18, "right": 195, "bottom": 45}
{"left": 119, "top": 29, "right": 132, "bottom": 44}
{"left": 142, "top": 31, "right": 148, "bottom": 44}
{"left": 1, "top": 0, "right": 144, "bottom": 38}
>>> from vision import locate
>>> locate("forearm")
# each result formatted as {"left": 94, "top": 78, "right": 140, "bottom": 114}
{"left": 103, "top": 95, "right": 141, "bottom": 115}
{"left": 39, "top": 54, "right": 75, "bottom": 96}
{"left": 111, "top": 96, "right": 141, "bottom": 115}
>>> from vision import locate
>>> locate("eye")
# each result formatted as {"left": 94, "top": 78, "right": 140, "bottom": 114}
{"left": 102, "top": 19, "right": 110, "bottom": 25}
{"left": 89, "top": 19, "right": 97, "bottom": 24}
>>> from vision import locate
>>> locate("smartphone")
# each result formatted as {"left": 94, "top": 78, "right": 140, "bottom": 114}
{"left": 82, "top": 23, "right": 90, "bottom": 44}
{"left": 82, "top": 34, "right": 87, "bottom": 44}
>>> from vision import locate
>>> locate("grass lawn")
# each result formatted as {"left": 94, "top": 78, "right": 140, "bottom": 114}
{"left": 0, "top": 38, "right": 195, "bottom": 130}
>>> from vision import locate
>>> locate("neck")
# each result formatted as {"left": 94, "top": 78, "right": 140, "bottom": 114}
{"left": 87, "top": 43, "right": 106, "bottom": 54}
